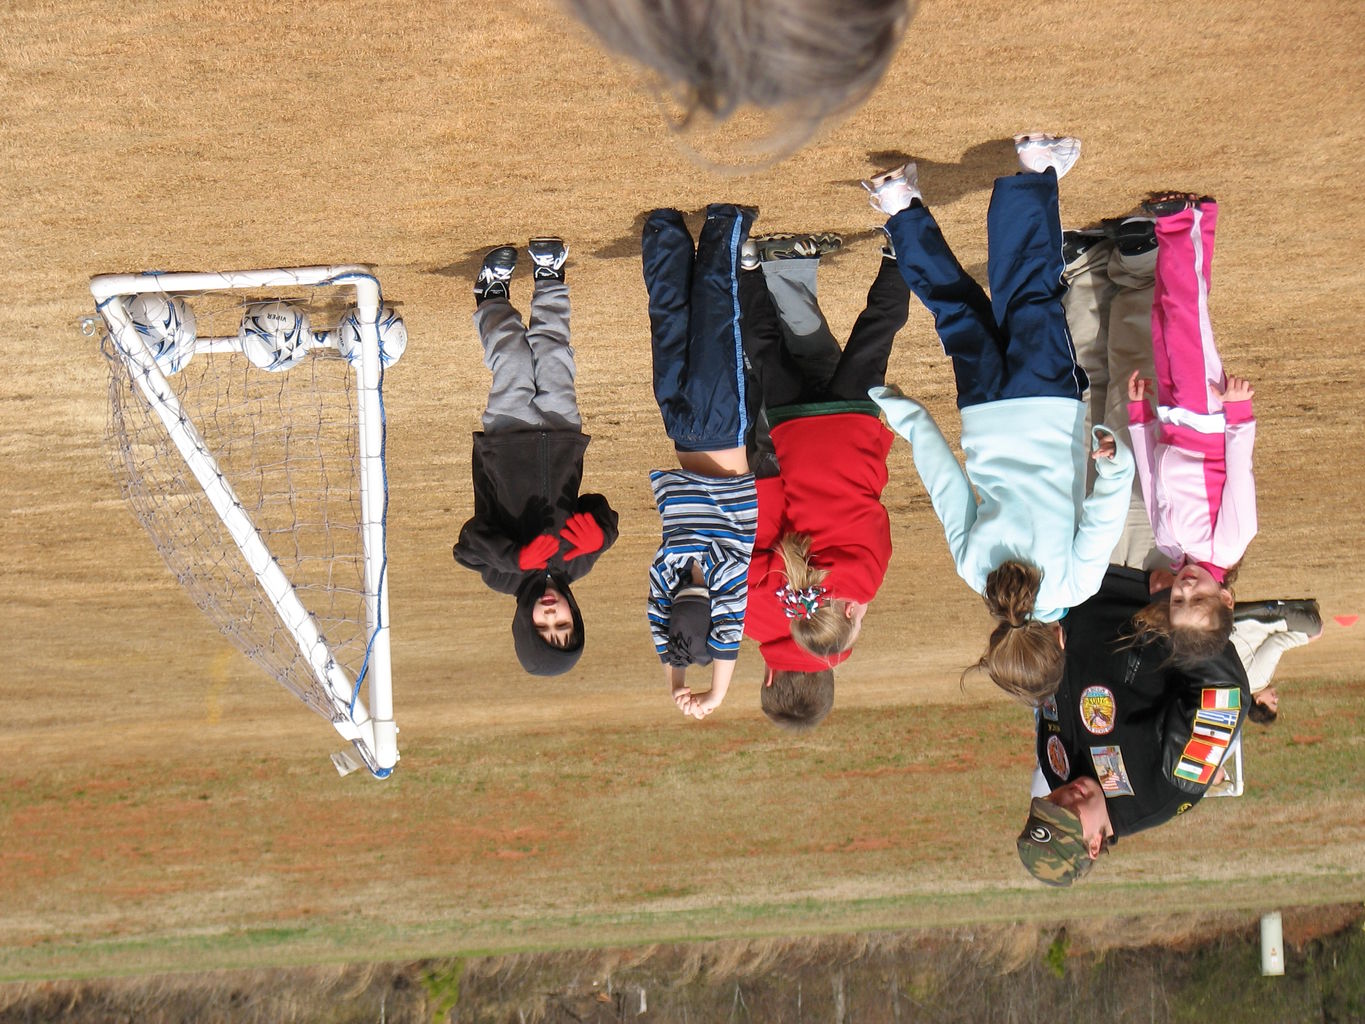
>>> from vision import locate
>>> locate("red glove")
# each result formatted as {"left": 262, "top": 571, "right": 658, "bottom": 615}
{"left": 517, "top": 533, "right": 560, "bottom": 571}
{"left": 560, "top": 512, "right": 605, "bottom": 560}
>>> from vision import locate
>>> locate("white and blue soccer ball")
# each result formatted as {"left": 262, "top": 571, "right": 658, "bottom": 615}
{"left": 336, "top": 303, "right": 407, "bottom": 368}
{"left": 238, "top": 301, "right": 313, "bottom": 371}
{"left": 127, "top": 293, "right": 197, "bottom": 375}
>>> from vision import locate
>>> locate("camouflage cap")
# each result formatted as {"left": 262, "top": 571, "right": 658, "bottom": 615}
{"left": 1017, "top": 798, "right": 1095, "bottom": 887}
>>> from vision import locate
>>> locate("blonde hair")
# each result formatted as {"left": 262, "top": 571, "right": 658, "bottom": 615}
{"left": 761, "top": 670, "right": 835, "bottom": 730}
{"left": 778, "top": 533, "right": 856, "bottom": 657}
{"left": 970, "top": 562, "right": 1064, "bottom": 706}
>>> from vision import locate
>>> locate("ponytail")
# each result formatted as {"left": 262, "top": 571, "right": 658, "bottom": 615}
{"left": 778, "top": 533, "right": 857, "bottom": 657}
{"left": 970, "top": 561, "right": 1063, "bottom": 706}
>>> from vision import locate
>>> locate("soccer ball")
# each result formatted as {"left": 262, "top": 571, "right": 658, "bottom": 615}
{"left": 127, "top": 293, "right": 197, "bottom": 374}
{"left": 238, "top": 301, "right": 312, "bottom": 371}
{"left": 336, "top": 304, "right": 407, "bottom": 368}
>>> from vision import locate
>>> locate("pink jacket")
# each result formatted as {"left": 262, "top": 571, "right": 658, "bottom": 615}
{"left": 1128, "top": 398, "right": 1257, "bottom": 579}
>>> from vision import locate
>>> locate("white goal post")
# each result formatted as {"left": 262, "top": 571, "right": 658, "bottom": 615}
{"left": 89, "top": 265, "right": 398, "bottom": 777}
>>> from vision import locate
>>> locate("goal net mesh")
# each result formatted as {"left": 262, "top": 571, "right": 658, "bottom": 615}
{"left": 97, "top": 289, "right": 375, "bottom": 723}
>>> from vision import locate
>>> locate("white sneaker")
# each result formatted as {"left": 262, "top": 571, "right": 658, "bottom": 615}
{"left": 861, "top": 162, "right": 921, "bottom": 216}
{"left": 1014, "top": 133, "right": 1081, "bottom": 179}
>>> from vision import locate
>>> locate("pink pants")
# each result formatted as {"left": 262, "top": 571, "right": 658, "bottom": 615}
{"left": 1152, "top": 203, "right": 1227, "bottom": 526}
{"left": 1152, "top": 203, "right": 1224, "bottom": 418}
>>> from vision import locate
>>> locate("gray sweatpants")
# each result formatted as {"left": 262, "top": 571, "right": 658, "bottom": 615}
{"left": 1064, "top": 237, "right": 1163, "bottom": 570}
{"left": 759, "top": 259, "right": 843, "bottom": 387}
{"left": 745, "top": 259, "right": 845, "bottom": 478}
{"left": 474, "top": 281, "right": 581, "bottom": 433}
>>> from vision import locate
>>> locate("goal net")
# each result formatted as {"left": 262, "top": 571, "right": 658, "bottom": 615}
{"left": 88, "top": 266, "right": 400, "bottom": 777}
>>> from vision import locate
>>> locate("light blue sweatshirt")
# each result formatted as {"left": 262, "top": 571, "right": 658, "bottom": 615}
{"left": 869, "top": 387, "right": 1135, "bottom": 622}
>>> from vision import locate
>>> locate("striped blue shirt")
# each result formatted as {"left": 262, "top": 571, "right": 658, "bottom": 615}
{"left": 648, "top": 469, "right": 758, "bottom": 661}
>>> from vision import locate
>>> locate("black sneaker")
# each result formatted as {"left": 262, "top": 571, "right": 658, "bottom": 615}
{"left": 1233, "top": 599, "right": 1323, "bottom": 638}
{"left": 528, "top": 237, "right": 568, "bottom": 283}
{"left": 1282, "top": 600, "right": 1323, "bottom": 638}
{"left": 474, "top": 246, "right": 518, "bottom": 304}
{"left": 754, "top": 232, "right": 843, "bottom": 262}
{"left": 1141, "top": 192, "right": 1216, "bottom": 218}
{"left": 1101, "top": 217, "right": 1157, "bottom": 257}
{"left": 1062, "top": 228, "right": 1106, "bottom": 265}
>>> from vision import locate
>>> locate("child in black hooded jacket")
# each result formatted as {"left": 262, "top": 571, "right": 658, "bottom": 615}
{"left": 452, "top": 240, "right": 619, "bottom": 675}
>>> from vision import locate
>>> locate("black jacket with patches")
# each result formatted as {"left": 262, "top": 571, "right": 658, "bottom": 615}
{"left": 1037, "top": 566, "right": 1251, "bottom": 837}
{"left": 452, "top": 429, "right": 619, "bottom": 674}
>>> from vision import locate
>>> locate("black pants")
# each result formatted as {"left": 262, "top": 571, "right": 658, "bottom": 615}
{"left": 884, "top": 171, "right": 1087, "bottom": 409}
{"left": 740, "top": 256, "right": 909, "bottom": 407}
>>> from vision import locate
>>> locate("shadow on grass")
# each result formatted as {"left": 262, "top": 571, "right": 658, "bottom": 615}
{"left": 585, "top": 139, "right": 1017, "bottom": 265}
{"left": 829, "top": 137, "right": 1020, "bottom": 206}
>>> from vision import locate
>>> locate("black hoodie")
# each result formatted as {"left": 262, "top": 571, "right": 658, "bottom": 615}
{"left": 453, "top": 429, "right": 619, "bottom": 675}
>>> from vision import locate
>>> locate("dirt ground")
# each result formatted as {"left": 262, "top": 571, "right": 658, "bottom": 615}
{"left": 3, "top": 0, "right": 1364, "bottom": 978}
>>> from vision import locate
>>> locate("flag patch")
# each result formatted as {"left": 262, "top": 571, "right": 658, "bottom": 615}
{"left": 1197, "top": 707, "right": 1240, "bottom": 729}
{"left": 1089, "top": 746, "right": 1134, "bottom": 796}
{"left": 1192, "top": 709, "right": 1235, "bottom": 745}
{"left": 1178, "top": 707, "right": 1236, "bottom": 782}
{"left": 1201, "top": 688, "right": 1241, "bottom": 710}
{"left": 1173, "top": 759, "right": 1216, "bottom": 785}
{"left": 1182, "top": 737, "right": 1228, "bottom": 768}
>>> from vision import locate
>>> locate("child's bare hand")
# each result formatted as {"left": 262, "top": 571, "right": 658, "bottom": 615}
{"left": 1127, "top": 370, "right": 1153, "bottom": 403}
{"left": 684, "top": 690, "right": 723, "bottom": 719}
{"left": 1091, "top": 433, "right": 1117, "bottom": 461}
{"left": 1215, "top": 376, "right": 1255, "bottom": 403}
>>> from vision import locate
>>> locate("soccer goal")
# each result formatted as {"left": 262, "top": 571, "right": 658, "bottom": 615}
{"left": 88, "top": 265, "right": 403, "bottom": 777}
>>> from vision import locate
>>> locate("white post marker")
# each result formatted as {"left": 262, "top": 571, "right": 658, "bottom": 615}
{"left": 1260, "top": 911, "right": 1285, "bottom": 976}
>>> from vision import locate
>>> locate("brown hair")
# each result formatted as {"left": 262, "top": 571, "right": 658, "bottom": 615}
{"left": 564, "top": 0, "right": 913, "bottom": 147}
{"left": 970, "top": 562, "right": 1064, "bottom": 706}
{"left": 761, "top": 670, "right": 835, "bottom": 730}
{"left": 1247, "top": 701, "right": 1278, "bottom": 726}
{"left": 1128, "top": 593, "right": 1235, "bottom": 668}
{"left": 778, "top": 533, "right": 856, "bottom": 657}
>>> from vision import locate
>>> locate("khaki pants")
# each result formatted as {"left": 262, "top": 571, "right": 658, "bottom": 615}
{"left": 1064, "top": 238, "right": 1163, "bottom": 570}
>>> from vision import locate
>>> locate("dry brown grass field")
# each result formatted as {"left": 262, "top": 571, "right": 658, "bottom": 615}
{"left": 3, "top": 0, "right": 1364, "bottom": 980}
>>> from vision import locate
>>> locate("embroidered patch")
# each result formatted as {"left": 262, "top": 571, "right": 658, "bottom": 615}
{"left": 1089, "top": 745, "right": 1134, "bottom": 796}
{"left": 1046, "top": 735, "right": 1070, "bottom": 780}
{"left": 1176, "top": 708, "right": 1233, "bottom": 786}
{"left": 1201, "top": 688, "right": 1241, "bottom": 710}
{"left": 1197, "top": 707, "right": 1240, "bottom": 729}
{"left": 1028, "top": 824, "right": 1052, "bottom": 844}
{"left": 1079, "top": 685, "right": 1116, "bottom": 735}
{"left": 1173, "top": 759, "right": 1216, "bottom": 785}
{"left": 1176, "top": 802, "right": 1193, "bottom": 815}
{"left": 1182, "top": 737, "right": 1228, "bottom": 768}
{"left": 1041, "top": 696, "right": 1059, "bottom": 722}
{"left": 1191, "top": 710, "right": 1235, "bottom": 746}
